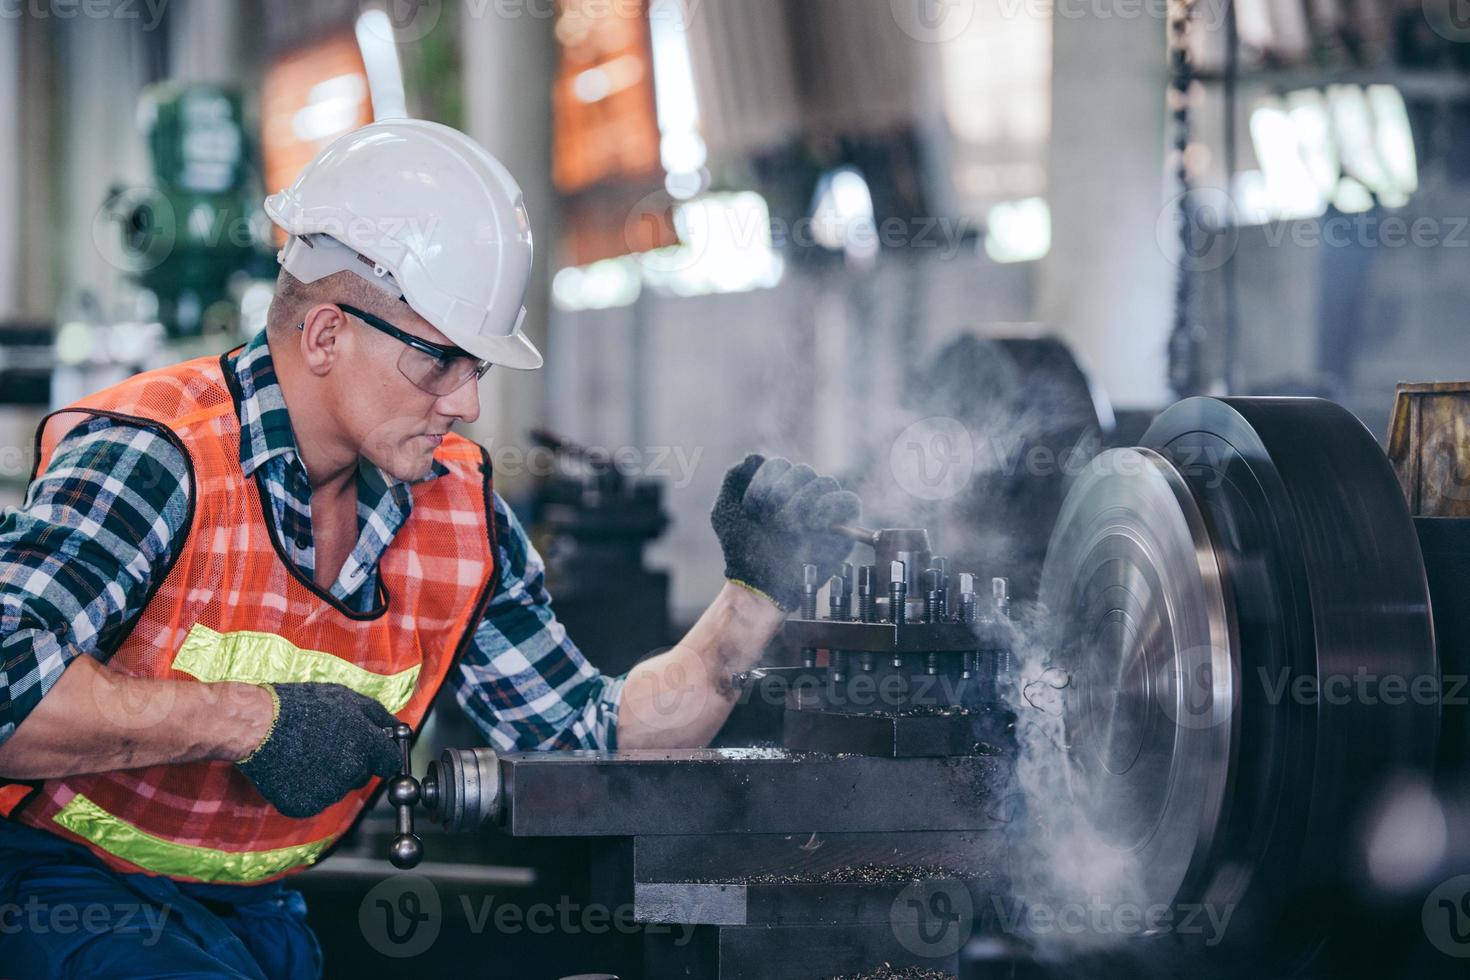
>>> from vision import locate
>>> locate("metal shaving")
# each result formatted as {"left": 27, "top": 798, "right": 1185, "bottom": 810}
{"left": 695, "top": 863, "right": 975, "bottom": 886}
{"left": 852, "top": 705, "right": 973, "bottom": 719}
{"left": 828, "top": 966, "right": 956, "bottom": 980}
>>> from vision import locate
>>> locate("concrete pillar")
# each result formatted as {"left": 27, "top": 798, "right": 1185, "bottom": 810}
{"left": 1040, "top": 7, "right": 1173, "bottom": 410}
{"left": 0, "top": 18, "right": 19, "bottom": 319}
{"left": 52, "top": 10, "right": 153, "bottom": 318}
{"left": 461, "top": 5, "right": 560, "bottom": 500}
{"left": 168, "top": 0, "right": 262, "bottom": 84}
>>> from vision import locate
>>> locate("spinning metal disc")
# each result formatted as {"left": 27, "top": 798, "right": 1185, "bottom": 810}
{"left": 1040, "top": 397, "right": 1438, "bottom": 959}
{"left": 1040, "top": 447, "right": 1237, "bottom": 914}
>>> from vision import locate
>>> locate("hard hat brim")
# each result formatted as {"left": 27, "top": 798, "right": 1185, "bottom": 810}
{"left": 469, "top": 329, "right": 543, "bottom": 371}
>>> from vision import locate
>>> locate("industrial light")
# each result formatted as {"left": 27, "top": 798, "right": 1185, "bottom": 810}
{"left": 1367, "top": 85, "right": 1418, "bottom": 207}
{"left": 554, "top": 192, "right": 785, "bottom": 310}
{"left": 1250, "top": 100, "right": 1326, "bottom": 221}
{"left": 985, "top": 197, "right": 1050, "bottom": 264}
{"left": 649, "top": 0, "right": 707, "bottom": 196}
{"left": 291, "top": 74, "right": 368, "bottom": 142}
{"left": 1245, "top": 84, "right": 1420, "bottom": 224}
{"left": 810, "top": 168, "right": 878, "bottom": 261}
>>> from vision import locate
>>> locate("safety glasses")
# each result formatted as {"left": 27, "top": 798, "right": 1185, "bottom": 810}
{"left": 334, "top": 303, "right": 492, "bottom": 396}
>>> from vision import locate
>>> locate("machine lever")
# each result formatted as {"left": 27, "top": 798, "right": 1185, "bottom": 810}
{"left": 385, "top": 723, "right": 424, "bottom": 870}
{"left": 832, "top": 523, "right": 880, "bottom": 547}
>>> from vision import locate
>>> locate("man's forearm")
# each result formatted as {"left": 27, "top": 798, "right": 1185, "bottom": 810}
{"left": 617, "top": 582, "right": 785, "bottom": 749}
{"left": 0, "top": 655, "right": 275, "bottom": 779}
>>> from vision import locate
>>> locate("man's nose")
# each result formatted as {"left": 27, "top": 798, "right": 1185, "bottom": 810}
{"left": 437, "top": 377, "right": 481, "bottom": 425}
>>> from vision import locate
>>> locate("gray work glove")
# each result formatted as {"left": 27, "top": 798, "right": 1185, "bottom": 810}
{"left": 236, "top": 683, "right": 402, "bottom": 819}
{"left": 711, "top": 454, "right": 861, "bottom": 611}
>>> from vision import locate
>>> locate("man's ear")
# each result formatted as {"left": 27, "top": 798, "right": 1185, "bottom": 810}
{"left": 298, "top": 304, "right": 348, "bottom": 378}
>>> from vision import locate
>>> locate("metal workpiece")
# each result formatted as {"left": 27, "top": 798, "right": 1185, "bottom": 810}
{"left": 1039, "top": 396, "right": 1439, "bottom": 964}
{"left": 1041, "top": 446, "right": 1235, "bottom": 920}
{"left": 494, "top": 749, "right": 1009, "bottom": 837}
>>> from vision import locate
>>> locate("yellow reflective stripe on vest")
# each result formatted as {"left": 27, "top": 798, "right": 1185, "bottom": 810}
{"left": 54, "top": 794, "right": 334, "bottom": 883}
{"left": 173, "top": 624, "right": 419, "bottom": 713}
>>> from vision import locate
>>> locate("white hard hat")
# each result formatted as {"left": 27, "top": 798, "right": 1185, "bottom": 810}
{"left": 264, "top": 119, "right": 541, "bottom": 370}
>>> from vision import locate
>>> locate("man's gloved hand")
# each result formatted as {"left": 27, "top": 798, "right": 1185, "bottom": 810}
{"left": 711, "top": 454, "right": 861, "bottom": 611}
{"left": 235, "top": 683, "right": 402, "bottom": 819}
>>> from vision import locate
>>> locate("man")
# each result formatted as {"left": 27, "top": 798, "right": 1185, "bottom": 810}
{"left": 0, "top": 119, "right": 858, "bottom": 977}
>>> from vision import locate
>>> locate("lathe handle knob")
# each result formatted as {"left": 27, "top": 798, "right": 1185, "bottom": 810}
{"left": 386, "top": 723, "right": 423, "bottom": 869}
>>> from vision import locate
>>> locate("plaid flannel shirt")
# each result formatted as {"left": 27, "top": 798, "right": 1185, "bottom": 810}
{"left": 0, "top": 331, "right": 623, "bottom": 750}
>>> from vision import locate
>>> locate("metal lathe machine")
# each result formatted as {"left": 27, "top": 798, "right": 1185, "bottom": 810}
{"left": 379, "top": 391, "right": 1470, "bottom": 980}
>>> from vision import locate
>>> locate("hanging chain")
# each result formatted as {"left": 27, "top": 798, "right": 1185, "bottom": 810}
{"left": 1167, "top": 0, "right": 1205, "bottom": 398}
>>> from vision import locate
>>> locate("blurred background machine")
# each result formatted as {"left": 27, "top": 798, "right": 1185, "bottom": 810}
{"left": 888, "top": 333, "right": 1117, "bottom": 603}
{"left": 529, "top": 428, "right": 674, "bottom": 677}
{"left": 97, "top": 82, "right": 267, "bottom": 341}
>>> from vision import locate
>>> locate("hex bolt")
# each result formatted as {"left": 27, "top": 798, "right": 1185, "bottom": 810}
{"left": 841, "top": 562, "right": 856, "bottom": 619}
{"left": 828, "top": 574, "right": 848, "bottom": 620}
{"left": 889, "top": 560, "right": 907, "bottom": 667}
{"left": 960, "top": 574, "right": 978, "bottom": 679}
{"left": 993, "top": 576, "right": 1012, "bottom": 674}
{"left": 889, "top": 561, "right": 908, "bottom": 625}
{"left": 923, "top": 569, "right": 943, "bottom": 623}
{"left": 959, "top": 573, "right": 978, "bottom": 624}
{"left": 800, "top": 565, "right": 820, "bottom": 620}
{"left": 921, "top": 568, "right": 942, "bottom": 675}
{"left": 824, "top": 574, "right": 847, "bottom": 675}
{"left": 931, "top": 557, "right": 949, "bottom": 618}
{"left": 799, "top": 564, "right": 820, "bottom": 669}
{"left": 857, "top": 565, "right": 877, "bottom": 623}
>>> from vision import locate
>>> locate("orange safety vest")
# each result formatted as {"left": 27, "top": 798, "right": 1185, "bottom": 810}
{"left": 0, "top": 352, "right": 497, "bottom": 883}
